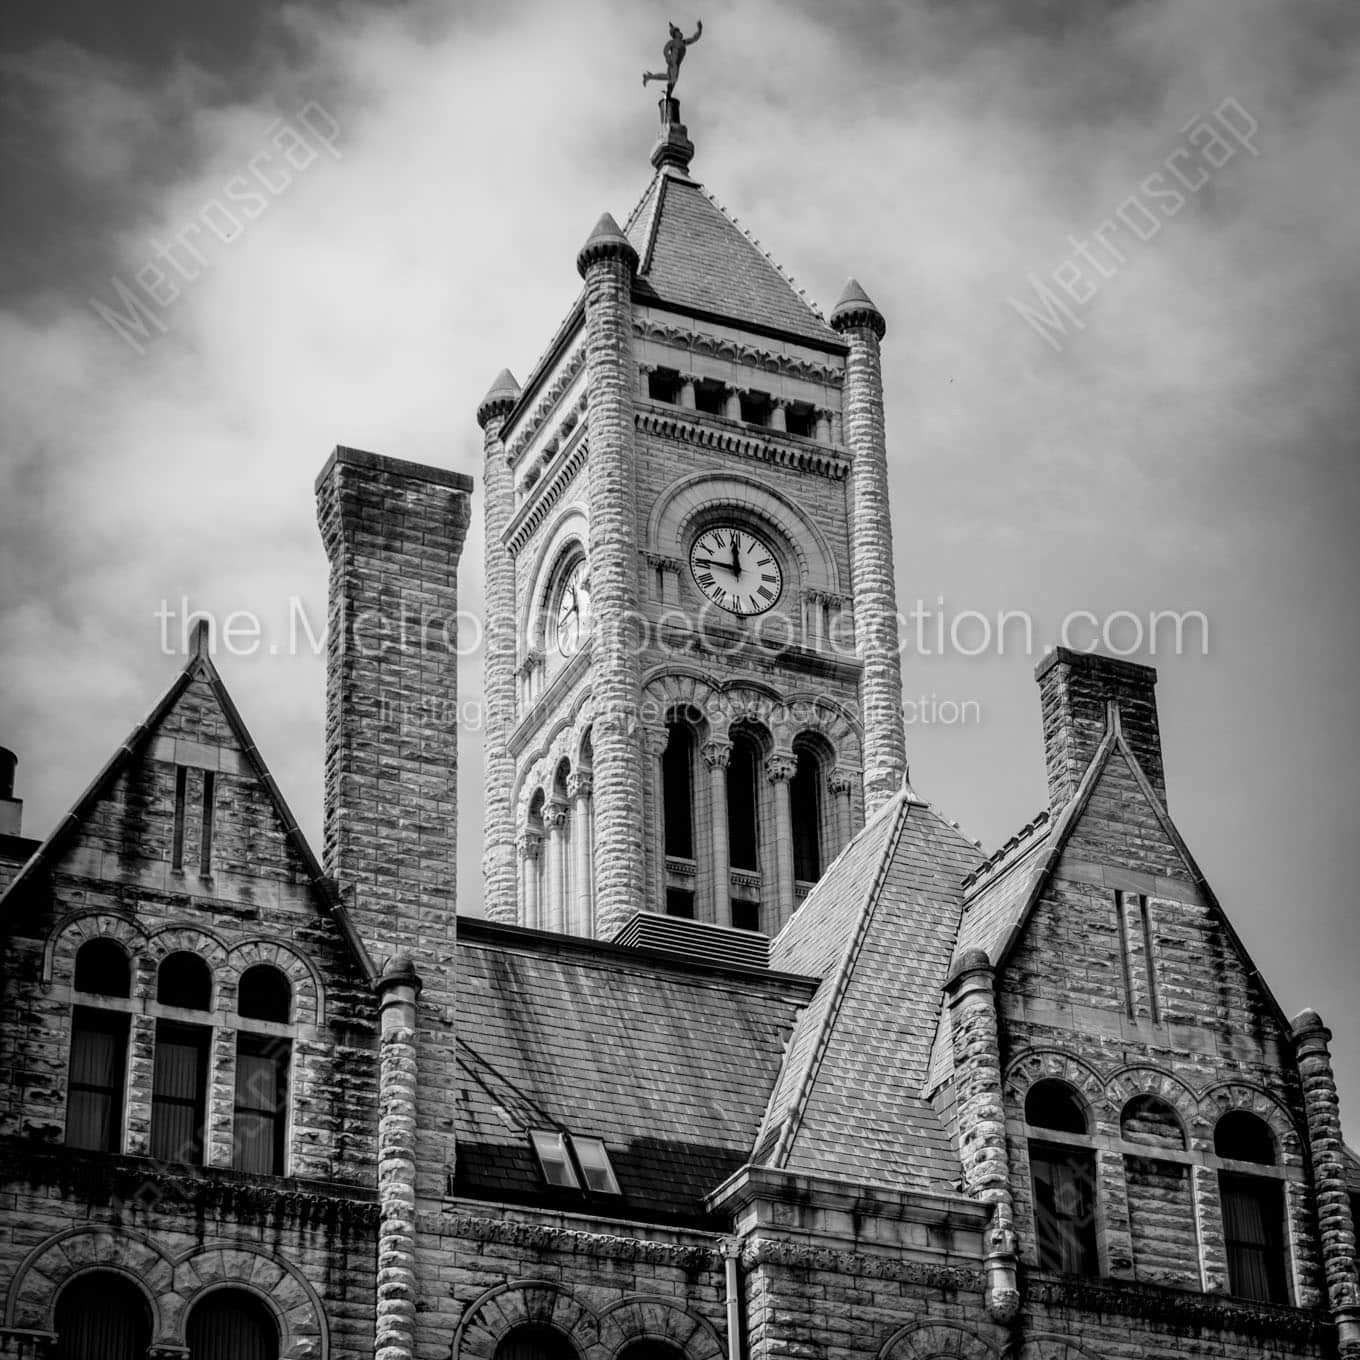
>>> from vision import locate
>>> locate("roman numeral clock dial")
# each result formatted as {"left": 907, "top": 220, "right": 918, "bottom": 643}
{"left": 689, "top": 525, "right": 783, "bottom": 616}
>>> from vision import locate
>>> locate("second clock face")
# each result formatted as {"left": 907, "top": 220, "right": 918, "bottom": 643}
{"left": 555, "top": 558, "right": 591, "bottom": 655}
{"left": 689, "top": 525, "right": 783, "bottom": 616}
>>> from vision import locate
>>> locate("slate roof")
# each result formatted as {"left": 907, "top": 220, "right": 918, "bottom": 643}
{"left": 0, "top": 623, "right": 376, "bottom": 983}
{"left": 626, "top": 170, "right": 842, "bottom": 349}
{"left": 451, "top": 919, "right": 816, "bottom": 1225}
{"left": 755, "top": 789, "right": 981, "bottom": 1193}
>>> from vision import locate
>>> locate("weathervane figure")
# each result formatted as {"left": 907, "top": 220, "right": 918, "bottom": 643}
{"left": 643, "top": 21, "right": 703, "bottom": 97}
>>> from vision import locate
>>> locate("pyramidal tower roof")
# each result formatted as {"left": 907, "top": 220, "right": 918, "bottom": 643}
{"left": 618, "top": 101, "right": 841, "bottom": 348}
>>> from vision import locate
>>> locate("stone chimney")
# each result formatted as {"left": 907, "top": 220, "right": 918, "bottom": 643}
{"left": 0, "top": 747, "right": 22, "bottom": 837}
{"left": 1036, "top": 648, "right": 1165, "bottom": 810}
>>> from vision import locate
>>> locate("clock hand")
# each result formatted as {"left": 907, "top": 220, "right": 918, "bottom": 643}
{"left": 729, "top": 537, "right": 741, "bottom": 578}
{"left": 692, "top": 557, "right": 738, "bottom": 573}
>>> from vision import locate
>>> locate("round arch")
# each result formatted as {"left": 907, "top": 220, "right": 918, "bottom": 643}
{"left": 453, "top": 1282, "right": 596, "bottom": 1360}
{"left": 224, "top": 940, "right": 323, "bottom": 1027}
{"left": 596, "top": 1296, "right": 724, "bottom": 1360}
{"left": 878, "top": 1320, "right": 998, "bottom": 1360}
{"left": 44, "top": 912, "right": 151, "bottom": 987}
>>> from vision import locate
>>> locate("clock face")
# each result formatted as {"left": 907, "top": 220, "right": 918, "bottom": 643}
{"left": 554, "top": 558, "right": 591, "bottom": 655}
{"left": 689, "top": 525, "right": 783, "bottom": 616}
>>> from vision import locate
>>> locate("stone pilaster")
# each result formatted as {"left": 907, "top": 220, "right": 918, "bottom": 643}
{"left": 568, "top": 770, "right": 594, "bottom": 935}
{"left": 375, "top": 957, "right": 421, "bottom": 1360}
{"left": 830, "top": 280, "right": 907, "bottom": 816}
{"left": 577, "top": 214, "right": 646, "bottom": 938}
{"left": 944, "top": 949, "right": 1020, "bottom": 1324}
{"left": 1292, "top": 1010, "right": 1360, "bottom": 1355}
{"left": 765, "top": 753, "right": 797, "bottom": 931}
{"left": 477, "top": 369, "right": 521, "bottom": 923}
{"left": 702, "top": 739, "right": 732, "bottom": 925}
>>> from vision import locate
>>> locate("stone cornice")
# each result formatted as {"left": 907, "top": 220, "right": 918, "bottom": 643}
{"left": 636, "top": 410, "right": 849, "bottom": 480}
{"left": 634, "top": 317, "right": 846, "bottom": 385}
{"left": 506, "top": 432, "right": 589, "bottom": 556}
{"left": 420, "top": 1210, "right": 722, "bottom": 1271}
{"left": 1025, "top": 1273, "right": 1333, "bottom": 1343}
{"left": 507, "top": 344, "right": 587, "bottom": 462}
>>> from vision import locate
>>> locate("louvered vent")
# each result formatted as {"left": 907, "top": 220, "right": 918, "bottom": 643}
{"left": 612, "top": 911, "right": 770, "bottom": 971}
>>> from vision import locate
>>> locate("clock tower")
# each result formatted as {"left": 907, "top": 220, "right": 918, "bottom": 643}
{"left": 478, "top": 96, "right": 908, "bottom": 941}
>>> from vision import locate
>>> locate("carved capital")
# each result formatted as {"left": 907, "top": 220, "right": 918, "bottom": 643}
{"left": 642, "top": 725, "right": 671, "bottom": 758}
{"left": 701, "top": 738, "right": 733, "bottom": 771}
{"left": 567, "top": 771, "right": 594, "bottom": 801}
{"left": 765, "top": 753, "right": 797, "bottom": 783}
{"left": 518, "top": 649, "right": 545, "bottom": 678}
{"left": 828, "top": 767, "right": 857, "bottom": 795}
{"left": 517, "top": 831, "right": 544, "bottom": 862}
{"left": 543, "top": 798, "right": 569, "bottom": 832}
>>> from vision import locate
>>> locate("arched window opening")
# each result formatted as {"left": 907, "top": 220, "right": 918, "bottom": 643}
{"left": 1025, "top": 1079, "right": 1089, "bottom": 1135}
{"left": 1121, "top": 1095, "right": 1186, "bottom": 1151}
{"left": 55, "top": 1272, "right": 151, "bottom": 1360}
{"left": 727, "top": 729, "right": 762, "bottom": 872}
{"left": 1215, "top": 1110, "right": 1277, "bottom": 1165}
{"left": 662, "top": 720, "right": 695, "bottom": 860}
{"left": 157, "top": 952, "right": 212, "bottom": 1011}
{"left": 74, "top": 939, "right": 131, "bottom": 997}
{"left": 493, "top": 1324, "right": 577, "bottom": 1360}
{"left": 618, "top": 1344, "right": 687, "bottom": 1360}
{"left": 790, "top": 744, "right": 823, "bottom": 884}
{"left": 1029, "top": 1143, "right": 1098, "bottom": 1277}
{"left": 1215, "top": 1111, "right": 1288, "bottom": 1303}
{"left": 234, "top": 1033, "right": 290, "bottom": 1174}
{"left": 238, "top": 964, "right": 291, "bottom": 1023}
{"left": 187, "top": 1289, "right": 279, "bottom": 1360}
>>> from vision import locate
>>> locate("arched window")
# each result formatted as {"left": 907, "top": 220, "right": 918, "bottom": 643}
{"left": 727, "top": 728, "right": 762, "bottom": 873}
{"left": 790, "top": 743, "right": 823, "bottom": 884}
{"left": 1026, "top": 1080, "right": 1089, "bottom": 1135}
{"left": 1215, "top": 1111, "right": 1288, "bottom": 1303}
{"left": 493, "top": 1324, "right": 577, "bottom": 1360}
{"left": 662, "top": 720, "right": 695, "bottom": 860}
{"left": 1025, "top": 1079, "right": 1097, "bottom": 1277}
{"left": 55, "top": 1272, "right": 151, "bottom": 1360}
{"left": 74, "top": 939, "right": 131, "bottom": 997}
{"left": 187, "top": 1289, "right": 279, "bottom": 1360}
{"left": 1121, "top": 1095, "right": 1194, "bottom": 1286}
{"left": 1121, "top": 1095, "right": 1186, "bottom": 1150}
{"left": 238, "top": 965, "right": 291, "bottom": 1023}
{"left": 158, "top": 952, "right": 212, "bottom": 1010}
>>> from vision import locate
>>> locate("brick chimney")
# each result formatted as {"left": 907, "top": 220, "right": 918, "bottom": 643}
{"left": 1036, "top": 648, "right": 1165, "bottom": 810}
{"left": 0, "top": 747, "right": 21, "bottom": 837}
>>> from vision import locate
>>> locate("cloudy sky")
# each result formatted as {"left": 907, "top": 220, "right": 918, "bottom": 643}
{"left": 2, "top": 0, "right": 1357, "bottom": 1120}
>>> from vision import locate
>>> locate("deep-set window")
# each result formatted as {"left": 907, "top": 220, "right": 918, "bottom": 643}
{"left": 54, "top": 1272, "right": 151, "bottom": 1360}
{"left": 66, "top": 1007, "right": 129, "bottom": 1152}
{"left": 186, "top": 1289, "right": 279, "bottom": 1360}
{"left": 233, "top": 1034, "right": 290, "bottom": 1175}
{"left": 158, "top": 951, "right": 212, "bottom": 1010}
{"left": 73, "top": 938, "right": 131, "bottom": 997}
{"left": 150, "top": 1020, "right": 210, "bottom": 1163}
{"left": 1030, "top": 1142, "right": 1099, "bottom": 1276}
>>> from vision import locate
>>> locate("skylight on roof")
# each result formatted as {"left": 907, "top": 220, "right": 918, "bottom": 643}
{"left": 572, "top": 1136, "right": 622, "bottom": 1195}
{"left": 529, "top": 1130, "right": 579, "bottom": 1189}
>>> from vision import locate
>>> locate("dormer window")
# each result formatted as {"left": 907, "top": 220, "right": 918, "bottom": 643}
{"left": 528, "top": 1128, "right": 622, "bottom": 1196}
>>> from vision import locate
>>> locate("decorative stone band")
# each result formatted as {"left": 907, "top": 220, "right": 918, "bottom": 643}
{"left": 739, "top": 1236, "right": 983, "bottom": 1291}
{"left": 643, "top": 551, "right": 686, "bottom": 575}
{"left": 636, "top": 410, "right": 850, "bottom": 480}
{"left": 419, "top": 1211, "right": 723, "bottom": 1271}
{"left": 1026, "top": 1274, "right": 1335, "bottom": 1344}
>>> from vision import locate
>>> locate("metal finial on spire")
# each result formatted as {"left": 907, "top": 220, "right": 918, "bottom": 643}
{"left": 642, "top": 20, "right": 702, "bottom": 97}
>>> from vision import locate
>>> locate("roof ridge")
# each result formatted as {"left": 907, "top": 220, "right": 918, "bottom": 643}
{"left": 696, "top": 183, "right": 828, "bottom": 320}
{"left": 962, "top": 807, "right": 1052, "bottom": 891}
{"left": 765, "top": 796, "right": 913, "bottom": 1168}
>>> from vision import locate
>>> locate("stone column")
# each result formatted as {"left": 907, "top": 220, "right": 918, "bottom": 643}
{"left": 702, "top": 738, "right": 733, "bottom": 925}
{"left": 518, "top": 833, "right": 543, "bottom": 930}
{"left": 375, "top": 957, "right": 421, "bottom": 1360}
{"left": 943, "top": 950, "right": 1020, "bottom": 1325}
{"left": 828, "top": 767, "right": 856, "bottom": 854}
{"left": 1292, "top": 1010, "right": 1360, "bottom": 1354}
{"left": 637, "top": 361, "right": 655, "bottom": 400}
{"left": 544, "top": 799, "right": 569, "bottom": 933}
{"left": 724, "top": 385, "right": 745, "bottom": 421}
{"left": 577, "top": 214, "right": 646, "bottom": 938}
{"left": 814, "top": 406, "right": 834, "bottom": 444}
{"left": 768, "top": 397, "right": 789, "bottom": 432}
{"left": 478, "top": 370, "right": 521, "bottom": 923}
{"left": 678, "top": 373, "right": 697, "bottom": 410}
{"left": 568, "top": 771, "right": 594, "bottom": 937}
{"left": 830, "top": 280, "right": 908, "bottom": 816}
{"left": 765, "top": 753, "right": 797, "bottom": 930}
